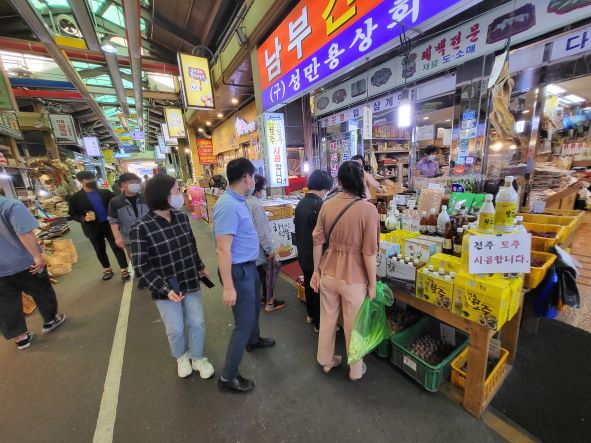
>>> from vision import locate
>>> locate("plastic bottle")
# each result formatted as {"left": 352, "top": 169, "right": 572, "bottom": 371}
{"left": 427, "top": 264, "right": 435, "bottom": 275}
{"left": 515, "top": 215, "right": 528, "bottom": 234}
{"left": 438, "top": 268, "right": 445, "bottom": 277}
{"left": 427, "top": 209, "right": 438, "bottom": 235}
{"left": 437, "top": 205, "right": 450, "bottom": 236}
{"left": 477, "top": 194, "right": 495, "bottom": 234}
{"left": 494, "top": 176, "right": 518, "bottom": 232}
{"left": 420, "top": 211, "right": 428, "bottom": 234}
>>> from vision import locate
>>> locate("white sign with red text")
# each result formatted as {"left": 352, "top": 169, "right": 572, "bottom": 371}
{"left": 468, "top": 234, "right": 531, "bottom": 274}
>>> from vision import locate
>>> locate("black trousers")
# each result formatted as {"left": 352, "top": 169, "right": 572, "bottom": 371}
{"left": 303, "top": 268, "right": 320, "bottom": 329}
{"left": 0, "top": 268, "right": 58, "bottom": 339}
{"left": 87, "top": 221, "right": 128, "bottom": 269}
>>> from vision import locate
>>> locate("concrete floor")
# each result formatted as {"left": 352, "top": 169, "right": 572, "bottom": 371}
{"left": 0, "top": 218, "right": 504, "bottom": 443}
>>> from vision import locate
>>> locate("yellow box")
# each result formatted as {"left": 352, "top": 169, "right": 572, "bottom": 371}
{"left": 416, "top": 268, "right": 454, "bottom": 310}
{"left": 383, "top": 230, "right": 420, "bottom": 255}
{"left": 429, "top": 253, "right": 461, "bottom": 274}
{"left": 508, "top": 276, "right": 523, "bottom": 321}
{"left": 454, "top": 271, "right": 511, "bottom": 331}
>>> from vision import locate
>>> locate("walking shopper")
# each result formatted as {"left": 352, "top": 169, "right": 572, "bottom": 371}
{"left": 140, "top": 174, "right": 149, "bottom": 192}
{"left": 293, "top": 169, "right": 334, "bottom": 331}
{"left": 68, "top": 171, "right": 129, "bottom": 281}
{"left": 108, "top": 172, "right": 149, "bottom": 259}
{"left": 246, "top": 174, "right": 285, "bottom": 313}
{"left": 0, "top": 196, "right": 65, "bottom": 349}
{"left": 311, "top": 161, "right": 379, "bottom": 381}
{"left": 213, "top": 158, "right": 275, "bottom": 393}
{"left": 130, "top": 175, "right": 214, "bottom": 379}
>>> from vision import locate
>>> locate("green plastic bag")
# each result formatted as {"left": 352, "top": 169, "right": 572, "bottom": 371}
{"left": 348, "top": 281, "right": 394, "bottom": 364}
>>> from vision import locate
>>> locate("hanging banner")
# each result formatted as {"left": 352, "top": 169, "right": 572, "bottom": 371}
{"left": 158, "top": 135, "right": 171, "bottom": 154}
{"left": 177, "top": 53, "right": 215, "bottom": 109}
{"left": 161, "top": 123, "right": 178, "bottom": 146}
{"left": 196, "top": 139, "right": 216, "bottom": 164}
{"left": 103, "top": 149, "right": 114, "bottom": 164}
{"left": 49, "top": 114, "right": 77, "bottom": 144}
{"left": 82, "top": 136, "right": 101, "bottom": 157}
{"left": 0, "top": 112, "right": 22, "bottom": 139}
{"left": 165, "top": 107, "right": 186, "bottom": 138}
{"left": 261, "top": 113, "right": 289, "bottom": 188}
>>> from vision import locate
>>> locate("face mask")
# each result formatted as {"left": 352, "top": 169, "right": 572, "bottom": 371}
{"left": 428, "top": 154, "right": 437, "bottom": 161}
{"left": 127, "top": 183, "right": 141, "bottom": 194}
{"left": 169, "top": 194, "right": 185, "bottom": 210}
{"left": 86, "top": 181, "right": 98, "bottom": 189}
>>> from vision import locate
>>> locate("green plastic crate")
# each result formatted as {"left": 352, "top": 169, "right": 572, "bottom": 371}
{"left": 375, "top": 339, "right": 391, "bottom": 359}
{"left": 390, "top": 317, "right": 468, "bottom": 392}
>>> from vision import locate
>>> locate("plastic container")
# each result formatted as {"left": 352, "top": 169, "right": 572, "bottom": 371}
{"left": 494, "top": 176, "right": 518, "bottom": 232}
{"left": 525, "top": 251, "right": 557, "bottom": 290}
{"left": 522, "top": 222, "right": 566, "bottom": 252}
{"left": 477, "top": 194, "right": 495, "bottom": 233}
{"left": 451, "top": 347, "right": 509, "bottom": 399}
{"left": 390, "top": 317, "right": 468, "bottom": 392}
{"left": 517, "top": 213, "right": 578, "bottom": 240}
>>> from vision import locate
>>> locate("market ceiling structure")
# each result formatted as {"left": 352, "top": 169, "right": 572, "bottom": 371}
{"left": 0, "top": 0, "right": 243, "bottom": 150}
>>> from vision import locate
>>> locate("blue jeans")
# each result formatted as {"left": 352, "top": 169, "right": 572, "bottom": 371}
{"left": 222, "top": 262, "right": 261, "bottom": 379}
{"left": 154, "top": 290, "right": 205, "bottom": 360}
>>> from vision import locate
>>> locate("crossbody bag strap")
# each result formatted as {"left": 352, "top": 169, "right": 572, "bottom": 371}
{"left": 324, "top": 198, "right": 361, "bottom": 251}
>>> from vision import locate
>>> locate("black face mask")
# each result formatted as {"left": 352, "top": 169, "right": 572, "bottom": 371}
{"left": 86, "top": 181, "right": 98, "bottom": 189}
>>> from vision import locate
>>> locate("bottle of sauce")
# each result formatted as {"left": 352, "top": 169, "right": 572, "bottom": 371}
{"left": 427, "top": 208, "right": 438, "bottom": 235}
{"left": 442, "top": 222, "right": 453, "bottom": 255}
{"left": 494, "top": 176, "right": 518, "bottom": 232}
{"left": 478, "top": 194, "right": 495, "bottom": 234}
{"left": 420, "top": 211, "right": 428, "bottom": 234}
{"left": 453, "top": 228, "right": 464, "bottom": 257}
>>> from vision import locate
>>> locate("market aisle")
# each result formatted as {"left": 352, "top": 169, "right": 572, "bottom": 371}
{"left": 113, "top": 217, "right": 503, "bottom": 443}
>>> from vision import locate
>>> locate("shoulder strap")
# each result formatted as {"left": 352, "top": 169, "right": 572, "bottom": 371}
{"left": 325, "top": 198, "right": 361, "bottom": 249}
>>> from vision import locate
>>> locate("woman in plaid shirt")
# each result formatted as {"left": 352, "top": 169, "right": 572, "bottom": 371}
{"left": 130, "top": 175, "right": 214, "bottom": 379}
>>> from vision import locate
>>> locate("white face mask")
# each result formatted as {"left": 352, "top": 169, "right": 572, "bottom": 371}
{"left": 169, "top": 194, "right": 185, "bottom": 210}
{"left": 428, "top": 154, "right": 437, "bottom": 161}
{"left": 127, "top": 183, "right": 141, "bottom": 194}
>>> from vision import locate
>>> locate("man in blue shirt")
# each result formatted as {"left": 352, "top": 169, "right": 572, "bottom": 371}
{"left": 213, "top": 157, "right": 275, "bottom": 393}
{"left": 68, "top": 171, "right": 129, "bottom": 281}
{"left": 0, "top": 196, "right": 65, "bottom": 349}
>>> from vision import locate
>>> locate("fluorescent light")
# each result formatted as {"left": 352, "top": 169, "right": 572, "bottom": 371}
{"left": 564, "top": 94, "right": 585, "bottom": 103}
{"left": 545, "top": 84, "right": 565, "bottom": 95}
{"left": 198, "top": 127, "right": 204, "bottom": 132}
{"left": 231, "top": 97, "right": 239, "bottom": 105}
{"left": 422, "top": 116, "right": 429, "bottom": 120}
{"left": 303, "top": 162, "right": 310, "bottom": 173}
{"left": 515, "top": 120, "right": 526, "bottom": 133}
{"left": 217, "top": 113, "right": 223, "bottom": 118}
{"left": 445, "top": 119, "right": 451, "bottom": 122}
{"left": 522, "top": 109, "right": 530, "bottom": 114}
{"left": 398, "top": 101, "right": 412, "bottom": 128}
{"left": 206, "top": 121, "right": 211, "bottom": 126}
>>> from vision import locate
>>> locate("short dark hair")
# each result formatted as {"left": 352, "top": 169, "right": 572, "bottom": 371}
{"left": 422, "top": 145, "right": 438, "bottom": 156}
{"left": 351, "top": 154, "right": 365, "bottom": 166}
{"left": 227, "top": 157, "right": 255, "bottom": 184}
{"left": 144, "top": 174, "right": 176, "bottom": 211}
{"left": 119, "top": 172, "right": 140, "bottom": 184}
{"left": 307, "top": 169, "right": 333, "bottom": 191}
{"left": 254, "top": 174, "right": 267, "bottom": 193}
{"left": 76, "top": 171, "right": 95, "bottom": 181}
{"left": 338, "top": 161, "right": 366, "bottom": 199}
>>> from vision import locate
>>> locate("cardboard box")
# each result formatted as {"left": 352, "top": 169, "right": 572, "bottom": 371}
{"left": 429, "top": 253, "right": 461, "bottom": 274}
{"left": 417, "top": 235, "right": 444, "bottom": 253}
{"left": 405, "top": 238, "right": 437, "bottom": 262}
{"left": 416, "top": 268, "right": 454, "bottom": 310}
{"left": 377, "top": 241, "right": 400, "bottom": 278}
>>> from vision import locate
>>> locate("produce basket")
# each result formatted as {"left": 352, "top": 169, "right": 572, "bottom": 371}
{"left": 518, "top": 213, "right": 578, "bottom": 240}
{"left": 525, "top": 251, "right": 557, "bottom": 290}
{"left": 522, "top": 222, "right": 566, "bottom": 252}
{"left": 390, "top": 317, "right": 468, "bottom": 392}
{"left": 520, "top": 208, "right": 584, "bottom": 232}
{"left": 451, "top": 347, "right": 509, "bottom": 399}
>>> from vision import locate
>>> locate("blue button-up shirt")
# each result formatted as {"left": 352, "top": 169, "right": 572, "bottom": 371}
{"left": 86, "top": 190, "right": 108, "bottom": 222}
{"left": 212, "top": 187, "right": 259, "bottom": 264}
{"left": 0, "top": 196, "right": 39, "bottom": 277}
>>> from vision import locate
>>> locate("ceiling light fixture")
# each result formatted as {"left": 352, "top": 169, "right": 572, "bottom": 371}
{"left": 198, "top": 127, "right": 204, "bottom": 132}
{"left": 522, "top": 110, "right": 530, "bottom": 114}
{"left": 445, "top": 119, "right": 451, "bottom": 122}
{"left": 206, "top": 121, "right": 211, "bottom": 126}
{"left": 545, "top": 84, "right": 566, "bottom": 95}
{"left": 184, "top": 148, "right": 190, "bottom": 153}
{"left": 564, "top": 94, "right": 585, "bottom": 103}
{"left": 422, "top": 116, "right": 429, "bottom": 120}
{"left": 100, "top": 36, "right": 118, "bottom": 54}
{"left": 217, "top": 113, "right": 223, "bottom": 118}
{"left": 231, "top": 98, "right": 239, "bottom": 105}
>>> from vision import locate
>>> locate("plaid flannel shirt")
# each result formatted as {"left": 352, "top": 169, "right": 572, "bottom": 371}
{"left": 130, "top": 210, "right": 205, "bottom": 299}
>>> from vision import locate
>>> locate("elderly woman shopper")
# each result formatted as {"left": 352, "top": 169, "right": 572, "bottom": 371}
{"left": 246, "top": 174, "right": 285, "bottom": 312}
{"left": 311, "top": 161, "right": 379, "bottom": 381}
{"left": 130, "top": 174, "right": 214, "bottom": 379}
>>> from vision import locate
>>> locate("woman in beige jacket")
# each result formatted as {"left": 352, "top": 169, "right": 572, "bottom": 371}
{"left": 310, "top": 161, "right": 379, "bottom": 381}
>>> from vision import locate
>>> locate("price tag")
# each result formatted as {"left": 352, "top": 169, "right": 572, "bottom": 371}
{"left": 403, "top": 355, "right": 417, "bottom": 372}
{"left": 428, "top": 183, "right": 443, "bottom": 191}
{"left": 394, "top": 194, "right": 408, "bottom": 206}
{"left": 489, "top": 337, "right": 501, "bottom": 360}
{"left": 530, "top": 200, "right": 546, "bottom": 214}
{"left": 440, "top": 324, "right": 456, "bottom": 346}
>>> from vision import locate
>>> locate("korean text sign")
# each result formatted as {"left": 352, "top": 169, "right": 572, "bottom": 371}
{"left": 468, "top": 234, "right": 531, "bottom": 274}
{"left": 177, "top": 53, "right": 215, "bottom": 109}
{"left": 165, "top": 107, "right": 186, "bottom": 138}
{"left": 197, "top": 139, "right": 216, "bottom": 164}
{"left": 49, "top": 114, "right": 77, "bottom": 144}
{"left": 262, "top": 113, "right": 289, "bottom": 188}
{"left": 82, "top": 136, "right": 100, "bottom": 156}
{"left": 257, "top": 0, "right": 463, "bottom": 111}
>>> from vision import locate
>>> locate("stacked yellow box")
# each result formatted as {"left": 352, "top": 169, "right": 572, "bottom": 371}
{"left": 416, "top": 268, "right": 454, "bottom": 311}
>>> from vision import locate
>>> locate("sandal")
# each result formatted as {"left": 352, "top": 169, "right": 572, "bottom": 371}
{"left": 102, "top": 269, "right": 114, "bottom": 281}
{"left": 121, "top": 270, "right": 131, "bottom": 281}
{"left": 349, "top": 362, "right": 367, "bottom": 381}
{"left": 322, "top": 355, "right": 343, "bottom": 374}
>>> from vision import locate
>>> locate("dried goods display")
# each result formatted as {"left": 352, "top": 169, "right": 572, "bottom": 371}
{"left": 408, "top": 335, "right": 454, "bottom": 366}
{"left": 386, "top": 305, "right": 421, "bottom": 333}
{"left": 528, "top": 231, "right": 557, "bottom": 238}
{"left": 531, "top": 256, "right": 546, "bottom": 267}
{"left": 489, "top": 60, "right": 518, "bottom": 143}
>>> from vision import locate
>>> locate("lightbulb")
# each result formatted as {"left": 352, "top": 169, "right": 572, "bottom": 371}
{"left": 398, "top": 101, "right": 412, "bottom": 128}
{"left": 217, "top": 113, "right": 223, "bottom": 118}
{"left": 184, "top": 148, "right": 190, "bottom": 153}
{"left": 206, "top": 121, "right": 211, "bottom": 126}
{"left": 198, "top": 128, "right": 204, "bottom": 133}
{"left": 303, "top": 162, "right": 310, "bottom": 174}
{"left": 490, "top": 142, "right": 503, "bottom": 152}
{"left": 509, "top": 144, "right": 517, "bottom": 150}
{"left": 422, "top": 116, "right": 429, "bottom": 120}
{"left": 231, "top": 97, "right": 238, "bottom": 105}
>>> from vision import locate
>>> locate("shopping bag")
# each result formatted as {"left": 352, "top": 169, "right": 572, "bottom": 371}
{"left": 348, "top": 281, "right": 394, "bottom": 364}
{"left": 22, "top": 293, "right": 37, "bottom": 315}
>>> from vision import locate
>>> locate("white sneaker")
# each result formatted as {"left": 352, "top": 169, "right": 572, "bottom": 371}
{"left": 177, "top": 353, "right": 192, "bottom": 378}
{"left": 191, "top": 357, "right": 215, "bottom": 379}
{"left": 306, "top": 316, "right": 314, "bottom": 324}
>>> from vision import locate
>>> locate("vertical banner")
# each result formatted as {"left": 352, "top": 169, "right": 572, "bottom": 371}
{"left": 49, "top": 114, "right": 77, "bottom": 144}
{"left": 196, "top": 139, "right": 216, "bottom": 164}
{"left": 164, "top": 107, "right": 187, "bottom": 138}
{"left": 103, "top": 149, "right": 114, "bottom": 164}
{"left": 161, "top": 123, "right": 178, "bottom": 146}
{"left": 177, "top": 53, "right": 215, "bottom": 109}
{"left": 261, "top": 113, "right": 289, "bottom": 188}
{"left": 82, "top": 136, "right": 101, "bottom": 156}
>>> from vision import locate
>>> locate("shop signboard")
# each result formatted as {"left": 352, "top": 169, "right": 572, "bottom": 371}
{"left": 130, "top": 130, "right": 144, "bottom": 141}
{"left": 49, "top": 114, "right": 77, "bottom": 144}
{"left": 103, "top": 149, "right": 114, "bottom": 164}
{"left": 315, "top": 0, "right": 591, "bottom": 116}
{"left": 362, "top": 106, "right": 372, "bottom": 140}
{"left": 157, "top": 135, "right": 171, "bottom": 154}
{"left": 259, "top": 0, "right": 472, "bottom": 111}
{"left": 235, "top": 116, "right": 257, "bottom": 137}
{"left": 82, "top": 136, "right": 101, "bottom": 157}
{"left": 468, "top": 233, "right": 531, "bottom": 274}
{"left": 318, "top": 93, "right": 402, "bottom": 128}
{"left": 550, "top": 25, "right": 591, "bottom": 61}
{"left": 0, "top": 112, "right": 22, "bottom": 139}
{"left": 261, "top": 113, "right": 289, "bottom": 188}
{"left": 270, "top": 218, "right": 297, "bottom": 261}
{"left": 165, "top": 107, "right": 186, "bottom": 138}
{"left": 177, "top": 53, "right": 215, "bottom": 109}
{"left": 161, "top": 123, "right": 178, "bottom": 146}
{"left": 0, "top": 66, "right": 16, "bottom": 111}
{"left": 197, "top": 139, "right": 216, "bottom": 164}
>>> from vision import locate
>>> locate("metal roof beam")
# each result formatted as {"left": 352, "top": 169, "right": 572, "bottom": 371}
{"left": 122, "top": 0, "right": 144, "bottom": 131}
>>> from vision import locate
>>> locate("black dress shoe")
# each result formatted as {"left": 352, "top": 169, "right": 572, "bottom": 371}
{"left": 245, "top": 337, "right": 276, "bottom": 352}
{"left": 218, "top": 376, "right": 254, "bottom": 393}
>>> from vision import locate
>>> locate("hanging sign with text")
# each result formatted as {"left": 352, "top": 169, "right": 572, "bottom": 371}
{"left": 468, "top": 233, "right": 531, "bottom": 274}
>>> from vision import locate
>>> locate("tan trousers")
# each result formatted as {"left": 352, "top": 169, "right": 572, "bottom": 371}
{"left": 317, "top": 274, "right": 367, "bottom": 379}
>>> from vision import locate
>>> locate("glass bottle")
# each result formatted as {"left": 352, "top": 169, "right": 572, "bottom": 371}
{"left": 420, "top": 211, "right": 428, "bottom": 234}
{"left": 442, "top": 222, "right": 453, "bottom": 255}
{"left": 437, "top": 205, "right": 450, "bottom": 236}
{"left": 427, "top": 208, "right": 438, "bottom": 235}
{"left": 453, "top": 228, "right": 464, "bottom": 257}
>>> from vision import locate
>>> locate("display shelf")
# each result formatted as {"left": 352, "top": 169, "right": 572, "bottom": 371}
{"left": 388, "top": 285, "right": 523, "bottom": 418}
{"left": 372, "top": 137, "right": 410, "bottom": 141}
{"left": 372, "top": 150, "right": 409, "bottom": 154}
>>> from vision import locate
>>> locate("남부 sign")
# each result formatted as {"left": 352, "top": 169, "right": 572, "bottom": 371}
{"left": 468, "top": 233, "right": 531, "bottom": 274}
{"left": 261, "top": 113, "right": 289, "bottom": 188}
{"left": 177, "top": 53, "right": 215, "bottom": 109}
{"left": 49, "top": 114, "right": 77, "bottom": 144}
{"left": 165, "top": 107, "right": 186, "bottom": 138}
